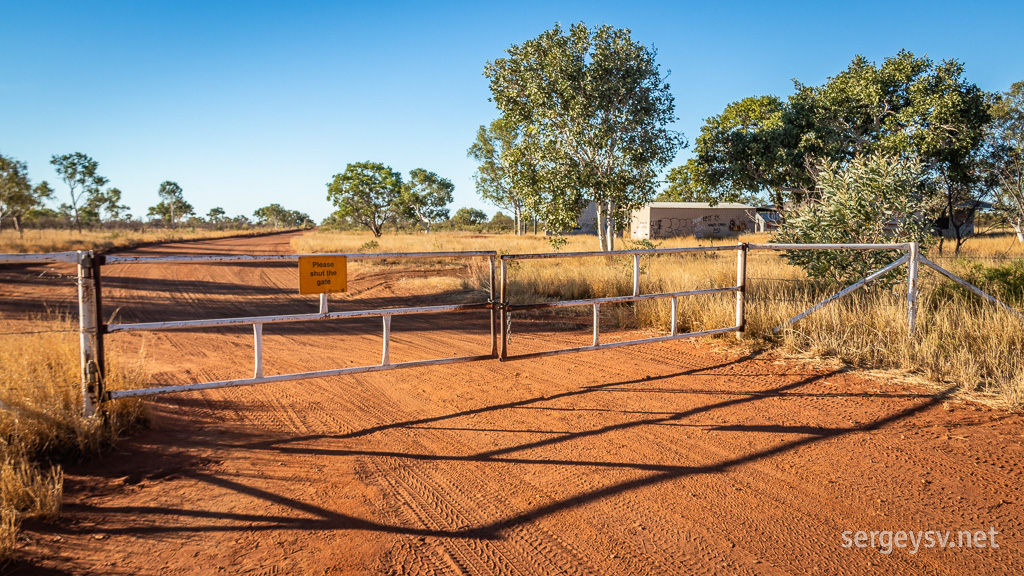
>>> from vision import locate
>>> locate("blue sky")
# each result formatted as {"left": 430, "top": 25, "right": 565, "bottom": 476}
{"left": 2, "top": 0, "right": 1022, "bottom": 222}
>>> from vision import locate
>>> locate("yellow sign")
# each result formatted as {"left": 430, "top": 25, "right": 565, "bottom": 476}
{"left": 298, "top": 256, "right": 348, "bottom": 294}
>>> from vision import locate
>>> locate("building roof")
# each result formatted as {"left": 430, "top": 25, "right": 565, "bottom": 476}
{"left": 644, "top": 202, "right": 755, "bottom": 210}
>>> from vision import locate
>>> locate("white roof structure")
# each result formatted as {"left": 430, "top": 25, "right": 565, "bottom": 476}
{"left": 644, "top": 202, "right": 755, "bottom": 209}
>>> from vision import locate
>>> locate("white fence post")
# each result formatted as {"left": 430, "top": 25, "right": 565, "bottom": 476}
{"left": 77, "top": 251, "right": 100, "bottom": 416}
{"left": 632, "top": 254, "right": 640, "bottom": 297}
{"left": 382, "top": 315, "right": 392, "bottom": 366}
{"left": 736, "top": 243, "right": 747, "bottom": 339}
{"left": 592, "top": 303, "right": 600, "bottom": 347}
{"left": 253, "top": 323, "right": 264, "bottom": 378}
{"left": 907, "top": 242, "right": 920, "bottom": 335}
{"left": 319, "top": 293, "right": 328, "bottom": 314}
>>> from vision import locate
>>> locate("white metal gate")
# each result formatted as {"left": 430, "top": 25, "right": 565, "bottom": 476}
{"left": 3, "top": 242, "right": 1021, "bottom": 416}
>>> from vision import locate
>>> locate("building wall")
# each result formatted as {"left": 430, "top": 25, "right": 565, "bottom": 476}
{"left": 632, "top": 206, "right": 755, "bottom": 239}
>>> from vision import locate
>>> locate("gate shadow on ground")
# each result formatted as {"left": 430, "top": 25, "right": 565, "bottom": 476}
{"left": 51, "top": 352, "right": 958, "bottom": 541}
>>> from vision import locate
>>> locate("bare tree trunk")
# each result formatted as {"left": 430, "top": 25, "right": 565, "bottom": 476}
{"left": 596, "top": 202, "right": 607, "bottom": 251}
{"left": 605, "top": 200, "right": 615, "bottom": 252}
{"left": 1012, "top": 218, "right": 1024, "bottom": 243}
{"left": 533, "top": 214, "right": 538, "bottom": 234}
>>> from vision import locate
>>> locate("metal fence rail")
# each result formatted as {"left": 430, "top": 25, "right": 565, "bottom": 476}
{"left": 5, "top": 241, "right": 1022, "bottom": 414}
{"left": 498, "top": 244, "right": 747, "bottom": 360}
{"left": 98, "top": 250, "right": 500, "bottom": 404}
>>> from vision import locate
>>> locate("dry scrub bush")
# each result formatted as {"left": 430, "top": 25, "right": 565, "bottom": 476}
{"left": 0, "top": 320, "right": 145, "bottom": 560}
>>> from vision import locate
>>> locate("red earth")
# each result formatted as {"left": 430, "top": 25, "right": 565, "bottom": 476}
{"left": 2, "top": 232, "right": 1022, "bottom": 575}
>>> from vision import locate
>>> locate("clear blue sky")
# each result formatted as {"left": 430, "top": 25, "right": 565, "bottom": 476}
{"left": 3, "top": 0, "right": 1022, "bottom": 222}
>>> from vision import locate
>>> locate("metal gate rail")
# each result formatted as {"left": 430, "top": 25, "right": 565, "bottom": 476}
{"left": 100, "top": 251, "right": 499, "bottom": 402}
{"left": 498, "top": 245, "right": 748, "bottom": 360}
{"left": 6, "top": 241, "right": 1022, "bottom": 415}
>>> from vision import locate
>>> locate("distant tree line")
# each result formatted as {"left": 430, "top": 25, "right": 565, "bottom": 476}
{"left": 0, "top": 151, "right": 312, "bottom": 234}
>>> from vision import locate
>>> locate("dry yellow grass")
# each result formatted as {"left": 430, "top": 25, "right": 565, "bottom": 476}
{"left": 299, "top": 229, "right": 1024, "bottom": 408}
{"left": 0, "top": 318, "right": 146, "bottom": 561}
{"left": 0, "top": 227, "right": 292, "bottom": 254}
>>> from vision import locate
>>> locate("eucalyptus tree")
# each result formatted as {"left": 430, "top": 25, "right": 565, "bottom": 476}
{"left": 485, "top": 22, "right": 686, "bottom": 250}
{"left": 679, "top": 51, "right": 990, "bottom": 225}
{"left": 1, "top": 155, "right": 53, "bottom": 235}
{"left": 399, "top": 168, "right": 453, "bottom": 233}
{"left": 988, "top": 81, "right": 1024, "bottom": 242}
{"left": 50, "top": 152, "right": 109, "bottom": 232}
{"left": 467, "top": 118, "right": 539, "bottom": 235}
{"left": 326, "top": 161, "right": 404, "bottom": 237}
{"left": 147, "top": 181, "right": 193, "bottom": 227}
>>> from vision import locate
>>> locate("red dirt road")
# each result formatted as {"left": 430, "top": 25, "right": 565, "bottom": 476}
{"left": 5, "top": 233, "right": 1024, "bottom": 575}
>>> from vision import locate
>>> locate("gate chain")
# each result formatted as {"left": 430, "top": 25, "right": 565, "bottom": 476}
{"left": 505, "top": 309, "right": 513, "bottom": 345}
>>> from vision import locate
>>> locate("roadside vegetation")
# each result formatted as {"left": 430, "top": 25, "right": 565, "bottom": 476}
{"left": 0, "top": 319, "right": 146, "bottom": 561}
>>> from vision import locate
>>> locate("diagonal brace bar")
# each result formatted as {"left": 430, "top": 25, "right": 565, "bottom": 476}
{"left": 918, "top": 256, "right": 1024, "bottom": 321}
{"left": 773, "top": 254, "right": 911, "bottom": 335}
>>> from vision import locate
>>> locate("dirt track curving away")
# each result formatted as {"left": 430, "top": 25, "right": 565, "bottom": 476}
{"left": 4, "top": 232, "right": 1024, "bottom": 575}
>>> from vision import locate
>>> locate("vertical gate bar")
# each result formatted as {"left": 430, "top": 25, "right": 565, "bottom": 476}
{"left": 77, "top": 251, "right": 97, "bottom": 416}
{"left": 253, "top": 323, "right": 264, "bottom": 378}
{"left": 671, "top": 297, "right": 678, "bottom": 336}
{"left": 907, "top": 242, "right": 920, "bottom": 335}
{"left": 735, "top": 243, "right": 747, "bottom": 339}
{"left": 499, "top": 259, "right": 508, "bottom": 360}
{"left": 382, "top": 315, "right": 392, "bottom": 366}
{"left": 592, "top": 303, "right": 600, "bottom": 347}
{"left": 632, "top": 254, "right": 641, "bottom": 296}
{"left": 91, "top": 253, "right": 107, "bottom": 405}
{"left": 319, "top": 293, "right": 328, "bottom": 314}
{"left": 489, "top": 255, "right": 497, "bottom": 357}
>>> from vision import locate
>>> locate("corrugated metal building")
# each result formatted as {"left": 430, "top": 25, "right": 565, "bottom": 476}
{"left": 630, "top": 202, "right": 756, "bottom": 240}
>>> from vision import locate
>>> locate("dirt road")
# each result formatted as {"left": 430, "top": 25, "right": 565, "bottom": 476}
{"left": 5, "top": 233, "right": 1024, "bottom": 575}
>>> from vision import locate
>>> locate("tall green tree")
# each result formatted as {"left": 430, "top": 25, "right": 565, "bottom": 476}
{"left": 326, "top": 162, "right": 404, "bottom": 237}
{"left": 50, "top": 152, "right": 109, "bottom": 232}
{"left": 86, "top": 187, "right": 130, "bottom": 224}
{"left": 1, "top": 156, "right": 54, "bottom": 235}
{"left": 485, "top": 22, "right": 686, "bottom": 250}
{"left": 147, "top": 181, "right": 194, "bottom": 227}
{"left": 680, "top": 51, "right": 990, "bottom": 228}
{"left": 467, "top": 118, "right": 540, "bottom": 236}
{"left": 399, "top": 169, "right": 453, "bottom": 233}
{"left": 988, "top": 81, "right": 1024, "bottom": 242}
{"left": 207, "top": 206, "right": 227, "bottom": 226}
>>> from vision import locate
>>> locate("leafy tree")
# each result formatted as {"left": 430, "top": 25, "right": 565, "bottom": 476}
{"left": 467, "top": 118, "right": 539, "bottom": 236}
{"left": 776, "top": 153, "right": 935, "bottom": 286}
{"left": 988, "top": 81, "right": 1024, "bottom": 242}
{"left": 50, "top": 152, "right": 109, "bottom": 232}
{"left": 86, "top": 187, "right": 130, "bottom": 224}
{"left": 487, "top": 211, "right": 515, "bottom": 232}
{"left": 450, "top": 207, "right": 488, "bottom": 228}
{"left": 326, "top": 161, "right": 404, "bottom": 237}
{"left": 147, "top": 181, "right": 194, "bottom": 227}
{"left": 207, "top": 206, "right": 227, "bottom": 225}
{"left": 253, "top": 203, "right": 312, "bottom": 228}
{"left": 399, "top": 168, "right": 454, "bottom": 233}
{"left": 485, "top": 22, "right": 686, "bottom": 250}
{"left": 1, "top": 156, "right": 54, "bottom": 235}
{"left": 682, "top": 51, "right": 990, "bottom": 231}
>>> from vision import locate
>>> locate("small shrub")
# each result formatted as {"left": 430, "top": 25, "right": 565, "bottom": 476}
{"left": 776, "top": 153, "right": 935, "bottom": 287}
{"left": 547, "top": 235, "right": 568, "bottom": 252}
